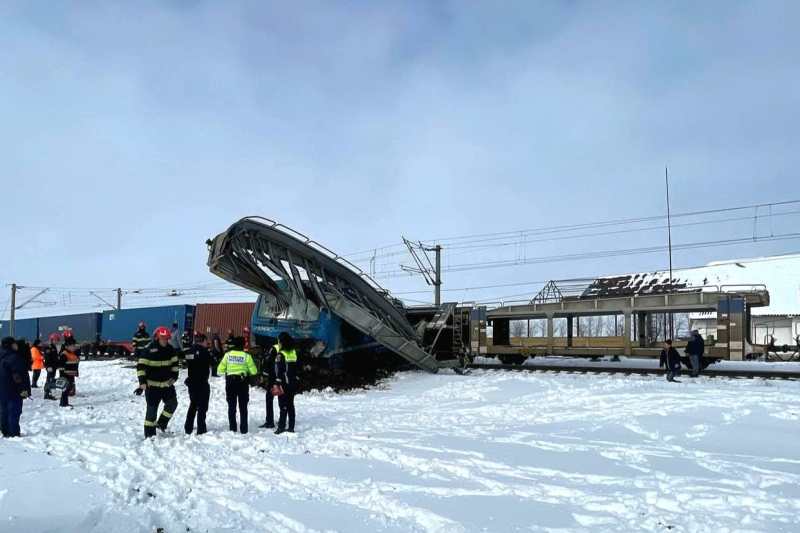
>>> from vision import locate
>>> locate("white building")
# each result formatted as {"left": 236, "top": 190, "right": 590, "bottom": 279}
{"left": 684, "top": 254, "right": 800, "bottom": 348}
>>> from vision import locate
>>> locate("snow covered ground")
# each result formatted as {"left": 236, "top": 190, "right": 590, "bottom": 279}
{"left": 1, "top": 361, "right": 799, "bottom": 532}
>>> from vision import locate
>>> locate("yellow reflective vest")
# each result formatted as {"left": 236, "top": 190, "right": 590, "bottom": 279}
{"left": 217, "top": 350, "right": 258, "bottom": 377}
{"left": 273, "top": 344, "right": 297, "bottom": 362}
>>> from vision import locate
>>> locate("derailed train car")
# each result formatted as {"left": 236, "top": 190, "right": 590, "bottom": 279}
{"left": 209, "top": 217, "right": 771, "bottom": 376}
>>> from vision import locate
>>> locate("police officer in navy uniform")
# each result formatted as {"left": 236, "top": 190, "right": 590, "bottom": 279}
{"left": 217, "top": 336, "right": 258, "bottom": 434}
{"left": 274, "top": 332, "right": 299, "bottom": 434}
{"left": 259, "top": 344, "right": 277, "bottom": 429}
{"left": 183, "top": 332, "right": 212, "bottom": 435}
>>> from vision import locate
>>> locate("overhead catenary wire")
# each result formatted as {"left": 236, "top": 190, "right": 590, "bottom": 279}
{"left": 342, "top": 199, "right": 800, "bottom": 260}
{"left": 9, "top": 199, "right": 800, "bottom": 314}
{"left": 374, "top": 232, "right": 800, "bottom": 278}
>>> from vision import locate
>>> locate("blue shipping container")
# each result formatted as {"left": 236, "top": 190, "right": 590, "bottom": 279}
{"left": 39, "top": 313, "right": 102, "bottom": 343}
{"left": 0, "top": 318, "right": 39, "bottom": 341}
{"left": 102, "top": 305, "right": 195, "bottom": 343}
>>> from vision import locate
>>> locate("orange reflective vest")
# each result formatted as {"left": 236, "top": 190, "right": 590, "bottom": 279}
{"left": 31, "top": 346, "right": 44, "bottom": 370}
{"left": 63, "top": 350, "right": 80, "bottom": 377}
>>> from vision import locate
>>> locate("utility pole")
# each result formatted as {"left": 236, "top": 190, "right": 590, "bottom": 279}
{"left": 117, "top": 288, "right": 123, "bottom": 310}
{"left": 9, "top": 283, "right": 16, "bottom": 337}
{"left": 434, "top": 245, "right": 442, "bottom": 306}
{"left": 401, "top": 239, "right": 444, "bottom": 306}
{"left": 665, "top": 166, "right": 674, "bottom": 339}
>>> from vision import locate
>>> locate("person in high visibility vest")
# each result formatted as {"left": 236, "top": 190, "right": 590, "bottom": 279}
{"left": 274, "top": 332, "right": 299, "bottom": 434}
{"left": 136, "top": 326, "right": 179, "bottom": 438}
{"left": 58, "top": 338, "right": 80, "bottom": 408}
{"left": 30, "top": 339, "right": 44, "bottom": 388}
{"left": 217, "top": 336, "right": 258, "bottom": 434}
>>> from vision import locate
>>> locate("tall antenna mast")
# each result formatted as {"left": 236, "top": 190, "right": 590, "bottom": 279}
{"left": 665, "top": 165, "right": 674, "bottom": 338}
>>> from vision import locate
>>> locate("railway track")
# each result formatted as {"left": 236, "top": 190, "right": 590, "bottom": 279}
{"left": 467, "top": 363, "right": 800, "bottom": 380}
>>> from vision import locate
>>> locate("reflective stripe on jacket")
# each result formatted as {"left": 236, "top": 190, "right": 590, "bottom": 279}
{"left": 217, "top": 350, "right": 257, "bottom": 377}
{"left": 61, "top": 350, "right": 80, "bottom": 377}
{"left": 137, "top": 343, "right": 179, "bottom": 388}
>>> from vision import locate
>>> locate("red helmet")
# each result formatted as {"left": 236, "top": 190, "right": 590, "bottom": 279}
{"left": 49, "top": 333, "right": 62, "bottom": 343}
{"left": 154, "top": 326, "right": 171, "bottom": 339}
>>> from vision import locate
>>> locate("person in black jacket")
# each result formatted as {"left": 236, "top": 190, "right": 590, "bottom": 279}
{"left": 224, "top": 330, "right": 236, "bottom": 354}
{"left": 685, "top": 331, "right": 705, "bottom": 378}
{"left": 183, "top": 333, "right": 213, "bottom": 435}
{"left": 210, "top": 334, "right": 223, "bottom": 377}
{"left": 43, "top": 340, "right": 60, "bottom": 400}
{"left": 259, "top": 345, "right": 277, "bottom": 429}
{"left": 659, "top": 339, "right": 682, "bottom": 382}
{"left": 0, "top": 337, "right": 31, "bottom": 438}
{"left": 58, "top": 338, "right": 80, "bottom": 407}
{"left": 274, "top": 332, "right": 299, "bottom": 434}
{"left": 136, "top": 326, "right": 179, "bottom": 438}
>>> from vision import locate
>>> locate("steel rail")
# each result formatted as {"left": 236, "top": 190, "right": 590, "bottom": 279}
{"left": 468, "top": 363, "right": 800, "bottom": 380}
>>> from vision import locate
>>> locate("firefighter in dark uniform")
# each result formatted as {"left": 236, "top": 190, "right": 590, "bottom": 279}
{"left": 217, "top": 336, "right": 257, "bottom": 434}
{"left": 136, "top": 326, "right": 179, "bottom": 438}
{"left": 259, "top": 344, "right": 277, "bottom": 429}
{"left": 132, "top": 322, "right": 150, "bottom": 360}
{"left": 274, "top": 332, "right": 299, "bottom": 434}
{"left": 183, "top": 332, "right": 212, "bottom": 435}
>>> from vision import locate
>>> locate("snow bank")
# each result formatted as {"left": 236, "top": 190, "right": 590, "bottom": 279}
{"left": 1, "top": 361, "right": 799, "bottom": 532}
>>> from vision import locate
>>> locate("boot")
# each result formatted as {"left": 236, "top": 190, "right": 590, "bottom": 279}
{"left": 259, "top": 422, "right": 275, "bottom": 429}
{"left": 274, "top": 427, "right": 287, "bottom": 435}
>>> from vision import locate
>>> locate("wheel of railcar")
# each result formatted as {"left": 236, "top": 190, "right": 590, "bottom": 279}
{"left": 499, "top": 354, "right": 526, "bottom": 365}
{"left": 700, "top": 357, "right": 717, "bottom": 370}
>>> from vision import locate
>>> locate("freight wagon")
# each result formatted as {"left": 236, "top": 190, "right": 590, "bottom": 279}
{"left": 38, "top": 313, "right": 102, "bottom": 345}
{"left": 102, "top": 305, "right": 195, "bottom": 348}
{"left": 0, "top": 318, "right": 39, "bottom": 341}
{"left": 194, "top": 302, "right": 254, "bottom": 340}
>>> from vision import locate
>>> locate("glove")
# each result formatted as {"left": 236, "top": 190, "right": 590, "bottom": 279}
{"left": 20, "top": 391, "right": 29, "bottom": 399}
{"left": 133, "top": 387, "right": 144, "bottom": 396}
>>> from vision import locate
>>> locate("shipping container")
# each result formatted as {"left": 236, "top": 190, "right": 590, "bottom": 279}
{"left": 102, "top": 305, "right": 195, "bottom": 343}
{"left": 39, "top": 313, "right": 102, "bottom": 344}
{"left": 194, "top": 302, "right": 255, "bottom": 338}
{"left": 0, "top": 318, "right": 39, "bottom": 341}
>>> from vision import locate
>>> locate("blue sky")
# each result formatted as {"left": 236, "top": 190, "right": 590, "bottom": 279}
{"left": 1, "top": 1, "right": 799, "bottom": 315}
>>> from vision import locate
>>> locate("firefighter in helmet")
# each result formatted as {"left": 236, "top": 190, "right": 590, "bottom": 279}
{"left": 136, "top": 326, "right": 179, "bottom": 438}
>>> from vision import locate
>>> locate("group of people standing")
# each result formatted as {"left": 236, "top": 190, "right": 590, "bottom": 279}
{"left": 659, "top": 330, "right": 706, "bottom": 382}
{"left": 134, "top": 323, "right": 299, "bottom": 439}
{"left": 0, "top": 333, "right": 81, "bottom": 438}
